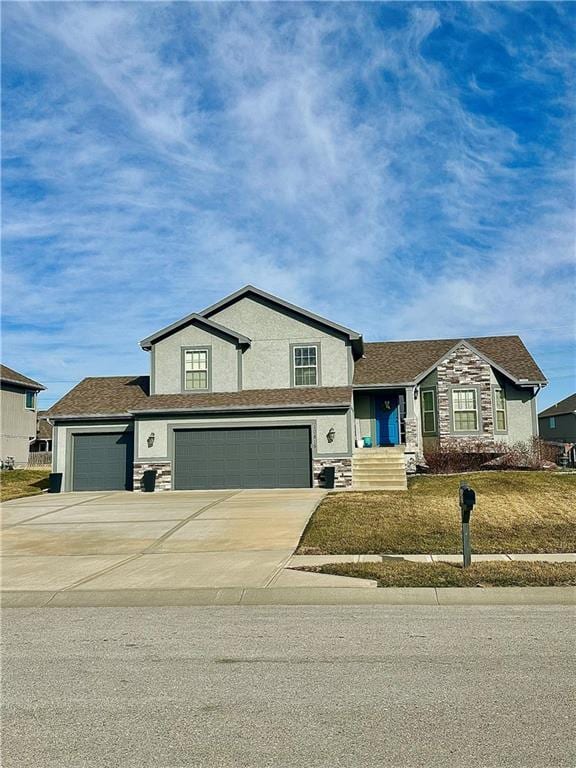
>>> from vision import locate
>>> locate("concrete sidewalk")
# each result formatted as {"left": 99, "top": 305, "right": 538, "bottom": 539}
{"left": 290, "top": 552, "right": 576, "bottom": 565}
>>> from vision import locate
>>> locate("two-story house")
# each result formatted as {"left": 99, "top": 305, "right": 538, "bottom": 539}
{"left": 1, "top": 364, "right": 46, "bottom": 466}
{"left": 539, "top": 394, "right": 576, "bottom": 446}
{"left": 48, "top": 286, "right": 547, "bottom": 492}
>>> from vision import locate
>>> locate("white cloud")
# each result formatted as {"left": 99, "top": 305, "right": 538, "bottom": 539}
{"left": 1, "top": 2, "right": 574, "bottom": 409}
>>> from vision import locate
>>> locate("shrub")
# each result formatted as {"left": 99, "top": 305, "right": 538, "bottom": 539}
{"left": 423, "top": 437, "right": 557, "bottom": 475}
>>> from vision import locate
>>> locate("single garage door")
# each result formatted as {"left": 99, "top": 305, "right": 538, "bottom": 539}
{"left": 173, "top": 426, "right": 311, "bottom": 490}
{"left": 72, "top": 432, "right": 134, "bottom": 491}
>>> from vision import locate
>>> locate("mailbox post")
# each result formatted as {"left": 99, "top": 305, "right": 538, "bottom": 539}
{"left": 459, "top": 481, "right": 476, "bottom": 568}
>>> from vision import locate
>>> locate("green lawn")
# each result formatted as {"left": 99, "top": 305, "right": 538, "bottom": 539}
{"left": 299, "top": 560, "right": 576, "bottom": 588}
{"left": 298, "top": 471, "right": 576, "bottom": 554}
{"left": 0, "top": 469, "right": 51, "bottom": 502}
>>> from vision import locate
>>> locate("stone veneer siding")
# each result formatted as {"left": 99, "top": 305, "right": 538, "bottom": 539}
{"left": 313, "top": 458, "right": 353, "bottom": 488}
{"left": 133, "top": 458, "right": 351, "bottom": 490}
{"left": 133, "top": 462, "right": 172, "bottom": 491}
{"left": 436, "top": 345, "right": 496, "bottom": 446}
{"left": 403, "top": 416, "right": 419, "bottom": 473}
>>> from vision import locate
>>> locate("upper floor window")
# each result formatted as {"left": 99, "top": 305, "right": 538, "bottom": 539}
{"left": 293, "top": 346, "right": 318, "bottom": 386}
{"left": 494, "top": 388, "right": 507, "bottom": 431}
{"left": 184, "top": 349, "right": 209, "bottom": 390}
{"left": 25, "top": 390, "right": 36, "bottom": 409}
{"left": 421, "top": 389, "right": 436, "bottom": 434}
{"left": 549, "top": 416, "right": 556, "bottom": 429}
{"left": 452, "top": 388, "right": 478, "bottom": 432}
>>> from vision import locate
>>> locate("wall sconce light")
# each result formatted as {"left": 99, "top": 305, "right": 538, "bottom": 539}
{"left": 414, "top": 387, "right": 419, "bottom": 400}
{"left": 327, "top": 427, "right": 336, "bottom": 444}
{"left": 147, "top": 432, "right": 155, "bottom": 448}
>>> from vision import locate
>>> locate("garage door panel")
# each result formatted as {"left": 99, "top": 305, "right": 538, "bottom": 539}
{"left": 72, "top": 432, "right": 133, "bottom": 491}
{"left": 174, "top": 427, "right": 311, "bottom": 490}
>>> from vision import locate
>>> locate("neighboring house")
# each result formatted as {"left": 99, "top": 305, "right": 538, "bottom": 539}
{"left": 0, "top": 364, "right": 46, "bottom": 466}
{"left": 47, "top": 286, "right": 546, "bottom": 492}
{"left": 538, "top": 394, "right": 576, "bottom": 445}
{"left": 30, "top": 411, "right": 54, "bottom": 453}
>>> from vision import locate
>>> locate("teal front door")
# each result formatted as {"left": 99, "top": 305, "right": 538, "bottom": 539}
{"left": 375, "top": 396, "right": 400, "bottom": 446}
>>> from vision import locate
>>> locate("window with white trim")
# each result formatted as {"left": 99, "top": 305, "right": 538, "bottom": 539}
{"left": 452, "top": 388, "right": 479, "bottom": 432}
{"left": 293, "top": 346, "right": 318, "bottom": 386}
{"left": 494, "top": 388, "right": 507, "bottom": 431}
{"left": 25, "top": 390, "right": 36, "bottom": 409}
{"left": 184, "top": 349, "right": 209, "bottom": 390}
{"left": 421, "top": 389, "right": 436, "bottom": 434}
{"left": 549, "top": 416, "right": 556, "bottom": 429}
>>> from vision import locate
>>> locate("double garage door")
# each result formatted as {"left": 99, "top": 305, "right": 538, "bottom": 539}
{"left": 174, "top": 427, "right": 312, "bottom": 490}
{"left": 71, "top": 426, "right": 312, "bottom": 491}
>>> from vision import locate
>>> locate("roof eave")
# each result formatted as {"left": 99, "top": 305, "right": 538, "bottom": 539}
{"left": 49, "top": 413, "right": 134, "bottom": 421}
{"left": 0, "top": 376, "right": 46, "bottom": 391}
{"left": 201, "top": 285, "right": 363, "bottom": 345}
{"left": 130, "top": 402, "right": 352, "bottom": 416}
{"left": 139, "top": 313, "right": 252, "bottom": 350}
{"left": 353, "top": 382, "right": 415, "bottom": 389}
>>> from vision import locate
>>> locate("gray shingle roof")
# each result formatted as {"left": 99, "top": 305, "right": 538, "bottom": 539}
{"left": 539, "top": 393, "right": 576, "bottom": 418}
{"left": 47, "top": 376, "right": 352, "bottom": 418}
{"left": 0, "top": 364, "right": 45, "bottom": 390}
{"left": 354, "top": 336, "right": 546, "bottom": 386}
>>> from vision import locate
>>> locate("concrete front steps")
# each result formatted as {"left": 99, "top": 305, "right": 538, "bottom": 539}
{"left": 352, "top": 447, "right": 407, "bottom": 491}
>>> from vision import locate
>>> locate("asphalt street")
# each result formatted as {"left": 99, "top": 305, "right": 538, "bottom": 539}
{"left": 2, "top": 605, "right": 574, "bottom": 768}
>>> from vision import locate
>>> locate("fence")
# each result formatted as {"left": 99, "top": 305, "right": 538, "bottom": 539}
{"left": 27, "top": 452, "right": 52, "bottom": 467}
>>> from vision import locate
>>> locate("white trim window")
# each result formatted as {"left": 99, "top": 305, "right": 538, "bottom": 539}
{"left": 24, "top": 390, "right": 36, "bottom": 410}
{"left": 421, "top": 389, "right": 436, "bottom": 434}
{"left": 293, "top": 346, "right": 318, "bottom": 386}
{"left": 494, "top": 388, "right": 507, "bottom": 431}
{"left": 452, "top": 388, "right": 479, "bottom": 432}
{"left": 184, "top": 349, "right": 209, "bottom": 390}
{"left": 549, "top": 416, "right": 556, "bottom": 429}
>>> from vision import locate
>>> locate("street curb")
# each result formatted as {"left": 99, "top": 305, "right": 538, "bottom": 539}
{"left": 2, "top": 586, "right": 574, "bottom": 609}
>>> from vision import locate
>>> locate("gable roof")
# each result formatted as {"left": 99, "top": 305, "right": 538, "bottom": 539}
{"left": 36, "top": 411, "right": 53, "bottom": 439}
{"left": 140, "top": 314, "right": 251, "bottom": 351}
{"left": 47, "top": 376, "right": 352, "bottom": 418}
{"left": 539, "top": 393, "right": 576, "bottom": 419}
{"left": 0, "top": 364, "right": 45, "bottom": 391}
{"left": 201, "top": 285, "right": 364, "bottom": 355}
{"left": 353, "top": 336, "right": 546, "bottom": 387}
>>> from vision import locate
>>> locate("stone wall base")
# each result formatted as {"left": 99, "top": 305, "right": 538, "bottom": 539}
{"left": 133, "top": 462, "right": 172, "bottom": 491}
{"left": 404, "top": 451, "right": 417, "bottom": 474}
{"left": 133, "top": 458, "right": 352, "bottom": 491}
{"left": 313, "top": 458, "right": 353, "bottom": 488}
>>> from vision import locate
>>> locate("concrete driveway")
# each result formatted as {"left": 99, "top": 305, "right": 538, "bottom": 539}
{"left": 1, "top": 489, "right": 325, "bottom": 595}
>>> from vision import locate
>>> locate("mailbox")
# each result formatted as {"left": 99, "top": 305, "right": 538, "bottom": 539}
{"left": 459, "top": 482, "right": 476, "bottom": 567}
{"left": 459, "top": 483, "right": 476, "bottom": 522}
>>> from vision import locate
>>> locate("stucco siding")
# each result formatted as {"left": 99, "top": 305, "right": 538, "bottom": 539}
{"left": 135, "top": 409, "right": 351, "bottom": 461}
{"left": 0, "top": 384, "right": 37, "bottom": 465}
{"left": 152, "top": 325, "right": 239, "bottom": 394}
{"left": 490, "top": 371, "right": 536, "bottom": 445}
{"left": 353, "top": 392, "right": 372, "bottom": 446}
{"left": 209, "top": 296, "right": 350, "bottom": 389}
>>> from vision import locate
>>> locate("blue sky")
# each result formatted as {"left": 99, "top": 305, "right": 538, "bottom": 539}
{"left": 2, "top": 2, "right": 575, "bottom": 411}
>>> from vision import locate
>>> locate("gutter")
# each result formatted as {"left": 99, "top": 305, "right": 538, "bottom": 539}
{"left": 130, "top": 402, "right": 352, "bottom": 416}
{"left": 47, "top": 403, "right": 353, "bottom": 421}
{"left": 0, "top": 377, "right": 46, "bottom": 391}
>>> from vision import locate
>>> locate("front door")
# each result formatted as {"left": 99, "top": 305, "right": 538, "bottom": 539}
{"left": 375, "top": 395, "right": 400, "bottom": 446}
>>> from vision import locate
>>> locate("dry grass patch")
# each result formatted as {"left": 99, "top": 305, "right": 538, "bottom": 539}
{"left": 0, "top": 470, "right": 50, "bottom": 502}
{"left": 301, "top": 561, "right": 576, "bottom": 588}
{"left": 298, "top": 471, "right": 576, "bottom": 554}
